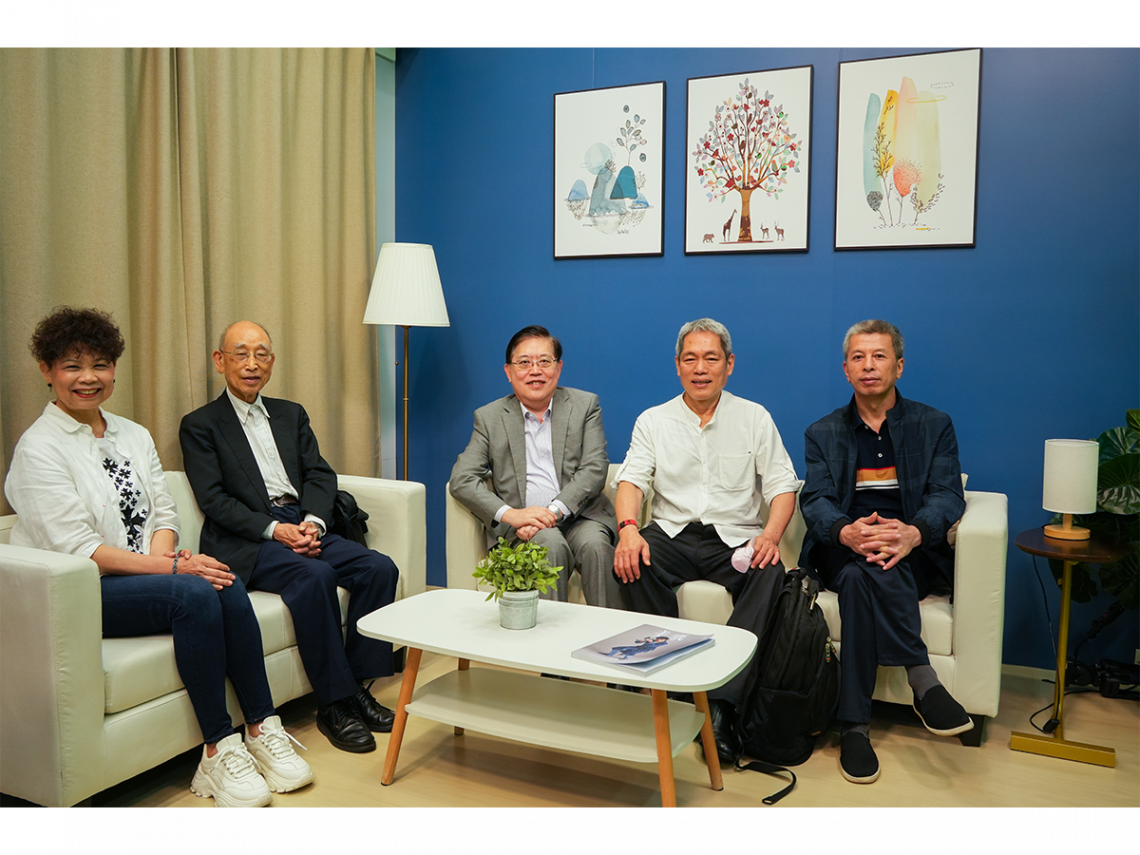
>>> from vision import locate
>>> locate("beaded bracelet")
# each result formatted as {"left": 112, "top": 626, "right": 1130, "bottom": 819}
{"left": 172, "top": 554, "right": 180, "bottom": 575}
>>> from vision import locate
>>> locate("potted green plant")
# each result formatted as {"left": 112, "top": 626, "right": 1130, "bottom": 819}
{"left": 1049, "top": 409, "right": 1139, "bottom": 611}
{"left": 472, "top": 537, "right": 562, "bottom": 630}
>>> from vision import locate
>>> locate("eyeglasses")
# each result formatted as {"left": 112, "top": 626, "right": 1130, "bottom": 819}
{"left": 221, "top": 350, "right": 273, "bottom": 365}
{"left": 509, "top": 357, "right": 558, "bottom": 371}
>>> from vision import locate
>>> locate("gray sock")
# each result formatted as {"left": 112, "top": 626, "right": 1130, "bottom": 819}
{"left": 907, "top": 664, "right": 940, "bottom": 699}
{"left": 841, "top": 722, "right": 870, "bottom": 739}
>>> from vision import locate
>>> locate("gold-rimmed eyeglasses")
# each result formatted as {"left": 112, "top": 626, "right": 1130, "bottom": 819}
{"left": 221, "top": 350, "right": 273, "bottom": 365}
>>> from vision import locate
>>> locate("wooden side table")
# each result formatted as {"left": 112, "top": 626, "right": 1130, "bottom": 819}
{"left": 1010, "top": 528, "right": 1128, "bottom": 767}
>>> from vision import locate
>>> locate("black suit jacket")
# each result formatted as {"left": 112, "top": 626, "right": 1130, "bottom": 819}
{"left": 179, "top": 391, "right": 338, "bottom": 583}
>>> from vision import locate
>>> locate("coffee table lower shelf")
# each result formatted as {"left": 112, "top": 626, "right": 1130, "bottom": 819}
{"left": 406, "top": 668, "right": 707, "bottom": 763}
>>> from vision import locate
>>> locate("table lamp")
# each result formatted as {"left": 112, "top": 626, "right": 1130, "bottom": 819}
{"left": 363, "top": 242, "right": 450, "bottom": 480}
{"left": 1041, "top": 439, "right": 1099, "bottom": 540}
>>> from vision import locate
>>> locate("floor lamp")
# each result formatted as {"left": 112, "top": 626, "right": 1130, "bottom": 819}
{"left": 363, "top": 243, "right": 450, "bottom": 480}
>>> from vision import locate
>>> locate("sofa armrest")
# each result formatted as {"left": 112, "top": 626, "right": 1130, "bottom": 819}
{"left": 948, "top": 490, "right": 1009, "bottom": 718}
{"left": 0, "top": 544, "right": 107, "bottom": 806}
{"left": 446, "top": 480, "right": 489, "bottom": 590}
{"left": 337, "top": 475, "right": 426, "bottom": 601}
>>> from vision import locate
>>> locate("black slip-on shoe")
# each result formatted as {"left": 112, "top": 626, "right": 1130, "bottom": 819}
{"left": 839, "top": 732, "right": 880, "bottom": 784}
{"left": 913, "top": 685, "right": 975, "bottom": 737}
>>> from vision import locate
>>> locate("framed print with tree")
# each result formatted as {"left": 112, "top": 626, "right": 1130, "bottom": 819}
{"left": 684, "top": 65, "right": 812, "bottom": 254}
{"left": 835, "top": 48, "right": 982, "bottom": 250}
{"left": 554, "top": 81, "right": 665, "bottom": 259}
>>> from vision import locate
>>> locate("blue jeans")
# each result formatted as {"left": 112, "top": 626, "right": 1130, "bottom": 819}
{"left": 100, "top": 573, "right": 275, "bottom": 745}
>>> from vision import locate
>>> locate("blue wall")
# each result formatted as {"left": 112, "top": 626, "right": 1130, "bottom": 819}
{"left": 395, "top": 48, "right": 1139, "bottom": 670}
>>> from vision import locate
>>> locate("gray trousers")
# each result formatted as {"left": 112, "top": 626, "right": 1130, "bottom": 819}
{"left": 519, "top": 518, "right": 622, "bottom": 609}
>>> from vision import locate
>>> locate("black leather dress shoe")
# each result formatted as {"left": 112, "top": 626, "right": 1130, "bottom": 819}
{"left": 707, "top": 698, "right": 740, "bottom": 765}
{"left": 352, "top": 687, "right": 395, "bottom": 733}
{"left": 317, "top": 698, "right": 377, "bottom": 753}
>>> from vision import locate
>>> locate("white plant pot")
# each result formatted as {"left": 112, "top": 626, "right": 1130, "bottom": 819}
{"left": 498, "top": 590, "right": 539, "bottom": 630}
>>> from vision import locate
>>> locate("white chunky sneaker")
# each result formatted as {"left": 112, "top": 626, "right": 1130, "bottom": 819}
{"left": 245, "top": 715, "right": 314, "bottom": 793}
{"left": 190, "top": 732, "right": 273, "bottom": 807}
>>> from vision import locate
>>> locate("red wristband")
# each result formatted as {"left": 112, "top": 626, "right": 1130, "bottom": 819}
{"left": 618, "top": 519, "right": 638, "bottom": 531}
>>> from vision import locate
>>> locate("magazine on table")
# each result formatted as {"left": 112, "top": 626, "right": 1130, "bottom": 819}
{"left": 572, "top": 623, "right": 715, "bottom": 674}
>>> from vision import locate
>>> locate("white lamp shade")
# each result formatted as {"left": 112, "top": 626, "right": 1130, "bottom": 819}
{"left": 363, "top": 242, "right": 450, "bottom": 327}
{"left": 1042, "top": 439, "right": 1099, "bottom": 515}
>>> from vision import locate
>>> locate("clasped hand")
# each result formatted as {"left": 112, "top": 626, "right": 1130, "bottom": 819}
{"left": 273, "top": 521, "right": 322, "bottom": 557}
{"left": 165, "top": 549, "right": 234, "bottom": 590}
{"left": 502, "top": 506, "right": 558, "bottom": 542}
{"left": 838, "top": 512, "right": 922, "bottom": 570}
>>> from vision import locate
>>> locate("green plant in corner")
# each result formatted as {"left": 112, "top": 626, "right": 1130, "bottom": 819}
{"left": 472, "top": 537, "right": 563, "bottom": 602}
{"left": 1049, "top": 409, "right": 1139, "bottom": 610}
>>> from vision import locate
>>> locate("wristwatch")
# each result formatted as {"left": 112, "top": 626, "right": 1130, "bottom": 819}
{"left": 547, "top": 504, "right": 564, "bottom": 522}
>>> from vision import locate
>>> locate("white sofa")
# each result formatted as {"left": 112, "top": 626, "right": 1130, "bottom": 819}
{"left": 446, "top": 465, "right": 1008, "bottom": 744}
{"left": 0, "top": 471, "right": 426, "bottom": 807}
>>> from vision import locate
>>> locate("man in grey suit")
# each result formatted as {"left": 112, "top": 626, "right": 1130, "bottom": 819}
{"left": 450, "top": 325, "right": 621, "bottom": 607}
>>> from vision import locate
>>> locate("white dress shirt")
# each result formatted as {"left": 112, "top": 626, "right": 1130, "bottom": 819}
{"left": 613, "top": 390, "right": 801, "bottom": 546}
{"left": 225, "top": 389, "right": 326, "bottom": 538}
{"left": 493, "top": 402, "right": 570, "bottom": 523}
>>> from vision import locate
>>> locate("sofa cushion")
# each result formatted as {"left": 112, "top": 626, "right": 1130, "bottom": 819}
{"left": 102, "top": 589, "right": 350, "bottom": 715}
{"left": 816, "top": 590, "right": 953, "bottom": 657}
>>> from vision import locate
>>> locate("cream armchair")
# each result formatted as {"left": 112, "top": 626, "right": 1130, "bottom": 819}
{"left": 0, "top": 471, "right": 426, "bottom": 807}
{"left": 446, "top": 465, "right": 1007, "bottom": 745}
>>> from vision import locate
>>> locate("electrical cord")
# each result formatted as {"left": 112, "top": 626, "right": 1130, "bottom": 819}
{"left": 1028, "top": 682, "right": 1098, "bottom": 734}
{"left": 1031, "top": 554, "right": 1058, "bottom": 661}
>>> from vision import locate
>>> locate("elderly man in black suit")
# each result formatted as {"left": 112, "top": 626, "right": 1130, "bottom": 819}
{"left": 179, "top": 320, "right": 398, "bottom": 754}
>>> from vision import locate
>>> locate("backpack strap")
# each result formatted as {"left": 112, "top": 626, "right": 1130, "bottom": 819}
{"left": 734, "top": 757, "right": 797, "bottom": 804}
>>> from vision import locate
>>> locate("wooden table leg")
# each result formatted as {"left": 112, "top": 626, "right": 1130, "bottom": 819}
{"left": 381, "top": 646, "right": 422, "bottom": 785}
{"left": 455, "top": 658, "right": 470, "bottom": 736}
{"left": 651, "top": 689, "right": 677, "bottom": 808}
{"left": 693, "top": 691, "right": 724, "bottom": 791}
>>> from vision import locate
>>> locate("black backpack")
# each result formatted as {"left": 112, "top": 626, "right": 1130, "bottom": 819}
{"left": 331, "top": 489, "right": 371, "bottom": 547}
{"left": 733, "top": 567, "right": 840, "bottom": 803}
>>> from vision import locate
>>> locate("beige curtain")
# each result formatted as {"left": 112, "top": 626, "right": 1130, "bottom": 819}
{"left": 0, "top": 48, "right": 378, "bottom": 514}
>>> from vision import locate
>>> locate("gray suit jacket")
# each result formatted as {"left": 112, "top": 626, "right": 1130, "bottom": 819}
{"left": 449, "top": 386, "right": 616, "bottom": 544}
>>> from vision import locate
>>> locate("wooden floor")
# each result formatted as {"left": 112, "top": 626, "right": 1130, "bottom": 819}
{"left": 9, "top": 654, "right": 1134, "bottom": 812}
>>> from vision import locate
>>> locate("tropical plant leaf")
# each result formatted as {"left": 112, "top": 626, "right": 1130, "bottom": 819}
{"left": 1098, "top": 453, "right": 1140, "bottom": 514}
{"left": 1126, "top": 409, "right": 1140, "bottom": 433}
{"left": 1097, "top": 425, "right": 1138, "bottom": 464}
{"left": 1099, "top": 550, "right": 1139, "bottom": 611}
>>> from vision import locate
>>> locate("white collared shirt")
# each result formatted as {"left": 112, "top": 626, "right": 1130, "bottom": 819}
{"left": 613, "top": 390, "right": 802, "bottom": 546}
{"left": 224, "top": 389, "right": 326, "bottom": 538}
{"left": 5, "top": 402, "right": 179, "bottom": 557}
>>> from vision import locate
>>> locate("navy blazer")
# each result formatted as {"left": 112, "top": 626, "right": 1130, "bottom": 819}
{"left": 798, "top": 390, "right": 965, "bottom": 580}
{"left": 179, "top": 392, "right": 338, "bottom": 583}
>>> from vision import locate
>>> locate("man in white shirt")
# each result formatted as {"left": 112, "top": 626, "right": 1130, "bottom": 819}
{"left": 450, "top": 325, "right": 620, "bottom": 607}
{"left": 612, "top": 318, "right": 800, "bottom": 763}
{"left": 180, "top": 321, "right": 399, "bottom": 755}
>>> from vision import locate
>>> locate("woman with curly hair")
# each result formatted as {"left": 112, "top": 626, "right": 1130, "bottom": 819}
{"left": 4, "top": 307, "right": 313, "bottom": 807}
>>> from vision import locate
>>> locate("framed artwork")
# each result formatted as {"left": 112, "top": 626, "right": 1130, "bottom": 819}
{"left": 684, "top": 65, "right": 813, "bottom": 254}
{"left": 553, "top": 81, "right": 665, "bottom": 259}
{"left": 835, "top": 48, "right": 982, "bottom": 250}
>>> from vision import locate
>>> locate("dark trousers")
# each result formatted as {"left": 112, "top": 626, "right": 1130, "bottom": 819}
{"left": 101, "top": 573, "right": 275, "bottom": 745}
{"left": 615, "top": 521, "right": 787, "bottom": 707}
{"left": 248, "top": 505, "right": 399, "bottom": 705}
{"left": 814, "top": 546, "right": 937, "bottom": 724}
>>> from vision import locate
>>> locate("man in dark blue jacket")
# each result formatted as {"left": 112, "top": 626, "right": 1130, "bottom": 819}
{"left": 799, "top": 320, "right": 970, "bottom": 785}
